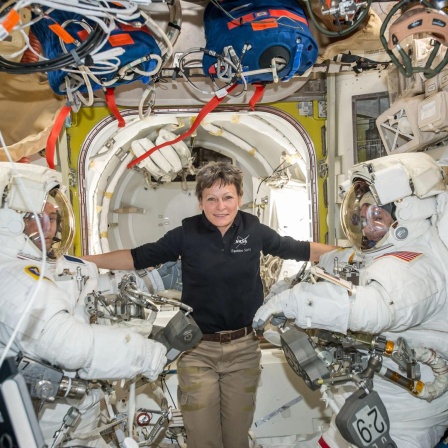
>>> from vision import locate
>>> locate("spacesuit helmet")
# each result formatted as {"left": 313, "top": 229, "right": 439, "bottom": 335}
{"left": 0, "top": 162, "right": 75, "bottom": 260}
{"left": 339, "top": 153, "right": 446, "bottom": 253}
{"left": 341, "top": 179, "right": 396, "bottom": 252}
{"left": 23, "top": 188, "right": 74, "bottom": 259}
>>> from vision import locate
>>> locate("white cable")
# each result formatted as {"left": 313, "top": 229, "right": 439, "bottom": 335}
{"left": 2, "top": 1, "right": 169, "bottom": 40}
{"left": 140, "top": 9, "right": 173, "bottom": 61}
{"left": 166, "top": 0, "right": 182, "bottom": 48}
{"left": 75, "top": 81, "right": 94, "bottom": 106}
{"left": 138, "top": 83, "right": 155, "bottom": 119}
{"left": 63, "top": 58, "right": 122, "bottom": 76}
{"left": 0, "top": 0, "right": 124, "bottom": 34}
{"left": 58, "top": 19, "right": 162, "bottom": 88}
{"left": 178, "top": 47, "right": 247, "bottom": 97}
{"left": 177, "top": 48, "right": 221, "bottom": 95}
{"left": 132, "top": 55, "right": 163, "bottom": 77}
{"left": 12, "top": 0, "right": 139, "bottom": 20}
{"left": 0, "top": 131, "right": 47, "bottom": 369}
{"left": 117, "top": 54, "right": 163, "bottom": 78}
{"left": 64, "top": 71, "right": 95, "bottom": 106}
{"left": 91, "top": 47, "right": 125, "bottom": 63}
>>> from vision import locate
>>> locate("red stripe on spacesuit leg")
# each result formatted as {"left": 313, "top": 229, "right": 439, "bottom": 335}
{"left": 318, "top": 436, "right": 331, "bottom": 448}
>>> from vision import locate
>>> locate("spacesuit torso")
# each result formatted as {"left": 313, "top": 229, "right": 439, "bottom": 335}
{"left": 0, "top": 250, "right": 106, "bottom": 446}
{"left": 0, "top": 250, "right": 166, "bottom": 447}
{"left": 0, "top": 162, "right": 169, "bottom": 447}
{"left": 318, "top": 221, "right": 448, "bottom": 448}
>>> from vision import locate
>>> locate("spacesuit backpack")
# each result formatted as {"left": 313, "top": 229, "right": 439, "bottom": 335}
{"left": 202, "top": 0, "right": 318, "bottom": 84}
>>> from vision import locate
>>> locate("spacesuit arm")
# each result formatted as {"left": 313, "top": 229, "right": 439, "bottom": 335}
{"left": 318, "top": 247, "right": 360, "bottom": 273}
{"left": 34, "top": 310, "right": 166, "bottom": 381}
{"left": 350, "top": 256, "right": 443, "bottom": 333}
{"left": 254, "top": 255, "right": 444, "bottom": 336}
{"left": 82, "top": 249, "right": 135, "bottom": 271}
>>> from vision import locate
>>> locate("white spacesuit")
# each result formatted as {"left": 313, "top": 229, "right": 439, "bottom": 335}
{"left": 0, "top": 162, "right": 168, "bottom": 447}
{"left": 253, "top": 153, "right": 448, "bottom": 448}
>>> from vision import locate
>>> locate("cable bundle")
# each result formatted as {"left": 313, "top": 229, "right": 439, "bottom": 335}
{"left": 0, "top": 1, "right": 177, "bottom": 110}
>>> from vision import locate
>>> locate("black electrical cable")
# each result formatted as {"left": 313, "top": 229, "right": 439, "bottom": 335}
{"left": 0, "top": 22, "right": 105, "bottom": 73}
{"left": 0, "top": 21, "right": 106, "bottom": 74}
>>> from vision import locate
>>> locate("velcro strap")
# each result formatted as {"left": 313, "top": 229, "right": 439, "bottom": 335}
{"left": 249, "top": 84, "right": 266, "bottom": 110}
{"left": 46, "top": 104, "right": 72, "bottom": 169}
{"left": 105, "top": 87, "right": 125, "bottom": 128}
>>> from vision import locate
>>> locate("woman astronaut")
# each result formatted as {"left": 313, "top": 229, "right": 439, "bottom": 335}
{"left": 0, "top": 162, "right": 167, "bottom": 446}
{"left": 253, "top": 152, "right": 448, "bottom": 448}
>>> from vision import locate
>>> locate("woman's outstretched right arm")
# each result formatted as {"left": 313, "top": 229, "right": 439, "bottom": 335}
{"left": 82, "top": 249, "right": 135, "bottom": 270}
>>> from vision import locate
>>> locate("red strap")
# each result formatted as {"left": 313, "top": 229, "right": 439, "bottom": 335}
{"left": 105, "top": 88, "right": 126, "bottom": 128}
{"left": 228, "top": 9, "right": 308, "bottom": 29}
{"left": 46, "top": 104, "right": 72, "bottom": 169}
{"left": 127, "top": 84, "right": 238, "bottom": 169}
{"left": 269, "top": 9, "right": 308, "bottom": 25}
{"left": 228, "top": 12, "right": 255, "bottom": 29}
{"left": 249, "top": 84, "right": 266, "bottom": 111}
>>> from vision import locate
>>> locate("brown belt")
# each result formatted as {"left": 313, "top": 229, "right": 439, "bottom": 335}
{"left": 201, "top": 325, "right": 253, "bottom": 344}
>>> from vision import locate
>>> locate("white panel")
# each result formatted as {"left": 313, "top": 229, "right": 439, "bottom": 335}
{"left": 252, "top": 349, "right": 331, "bottom": 439}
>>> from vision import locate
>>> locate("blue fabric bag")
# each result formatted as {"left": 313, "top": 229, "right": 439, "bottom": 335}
{"left": 202, "top": 0, "right": 318, "bottom": 84}
{"left": 31, "top": 10, "right": 161, "bottom": 95}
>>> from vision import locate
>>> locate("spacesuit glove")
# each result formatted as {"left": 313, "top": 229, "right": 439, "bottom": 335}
{"left": 116, "top": 318, "right": 154, "bottom": 337}
{"left": 253, "top": 289, "right": 299, "bottom": 330}
{"left": 142, "top": 339, "right": 168, "bottom": 382}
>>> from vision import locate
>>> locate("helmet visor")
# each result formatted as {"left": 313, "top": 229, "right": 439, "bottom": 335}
{"left": 23, "top": 189, "right": 75, "bottom": 258}
{"left": 341, "top": 180, "right": 394, "bottom": 252}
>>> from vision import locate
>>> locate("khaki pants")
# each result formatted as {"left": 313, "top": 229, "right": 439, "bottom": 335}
{"left": 177, "top": 333, "right": 261, "bottom": 448}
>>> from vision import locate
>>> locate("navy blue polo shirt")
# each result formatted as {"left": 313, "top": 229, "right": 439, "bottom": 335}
{"left": 131, "top": 210, "right": 310, "bottom": 334}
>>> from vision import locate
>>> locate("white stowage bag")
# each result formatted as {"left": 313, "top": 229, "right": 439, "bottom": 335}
{"left": 156, "top": 128, "right": 193, "bottom": 171}
{"left": 130, "top": 128, "right": 193, "bottom": 183}
{"left": 131, "top": 137, "right": 172, "bottom": 182}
